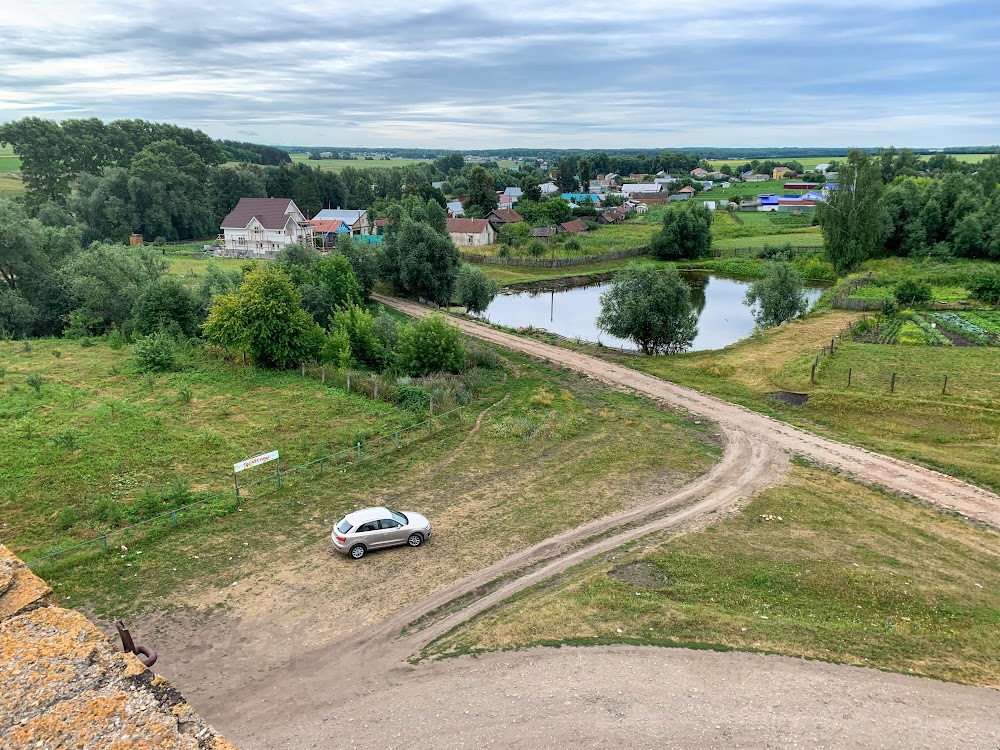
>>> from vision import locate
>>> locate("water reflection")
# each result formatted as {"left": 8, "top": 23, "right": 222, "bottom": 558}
{"left": 482, "top": 272, "right": 826, "bottom": 352}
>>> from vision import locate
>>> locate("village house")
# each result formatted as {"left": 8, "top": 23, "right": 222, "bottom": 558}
{"left": 743, "top": 172, "right": 770, "bottom": 183}
{"left": 598, "top": 205, "right": 629, "bottom": 224}
{"left": 530, "top": 225, "right": 563, "bottom": 241}
{"left": 485, "top": 208, "right": 524, "bottom": 232}
{"left": 561, "top": 193, "right": 604, "bottom": 207}
{"left": 539, "top": 181, "right": 560, "bottom": 195}
{"left": 446, "top": 200, "right": 465, "bottom": 217}
{"left": 621, "top": 183, "right": 662, "bottom": 196}
{"left": 218, "top": 198, "right": 313, "bottom": 259}
{"left": 772, "top": 166, "right": 794, "bottom": 180}
{"left": 310, "top": 219, "right": 351, "bottom": 250}
{"left": 690, "top": 167, "right": 709, "bottom": 179}
{"left": 312, "top": 208, "right": 371, "bottom": 235}
{"left": 447, "top": 218, "right": 497, "bottom": 247}
{"left": 559, "top": 219, "right": 589, "bottom": 233}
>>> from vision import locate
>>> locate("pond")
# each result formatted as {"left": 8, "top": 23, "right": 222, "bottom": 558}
{"left": 481, "top": 272, "right": 827, "bottom": 352}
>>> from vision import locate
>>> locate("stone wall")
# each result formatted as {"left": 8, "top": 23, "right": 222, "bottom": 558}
{"left": 0, "top": 544, "right": 236, "bottom": 750}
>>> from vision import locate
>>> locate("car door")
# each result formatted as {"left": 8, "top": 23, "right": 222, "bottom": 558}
{"left": 379, "top": 518, "right": 407, "bottom": 546}
{"left": 354, "top": 521, "right": 384, "bottom": 549}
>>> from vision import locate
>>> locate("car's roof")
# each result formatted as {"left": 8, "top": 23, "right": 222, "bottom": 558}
{"left": 342, "top": 506, "right": 392, "bottom": 525}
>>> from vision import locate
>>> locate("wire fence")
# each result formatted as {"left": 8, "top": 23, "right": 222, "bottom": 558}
{"left": 25, "top": 405, "right": 471, "bottom": 570}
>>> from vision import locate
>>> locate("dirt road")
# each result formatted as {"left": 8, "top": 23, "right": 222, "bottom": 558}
{"left": 374, "top": 294, "right": 1000, "bottom": 529}
{"left": 186, "top": 297, "right": 1000, "bottom": 749}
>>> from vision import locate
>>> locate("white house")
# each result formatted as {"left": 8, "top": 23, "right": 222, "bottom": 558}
{"left": 447, "top": 218, "right": 497, "bottom": 247}
{"left": 312, "top": 209, "right": 371, "bottom": 235}
{"left": 814, "top": 163, "right": 832, "bottom": 174}
{"left": 539, "top": 181, "right": 559, "bottom": 195}
{"left": 219, "top": 198, "right": 313, "bottom": 259}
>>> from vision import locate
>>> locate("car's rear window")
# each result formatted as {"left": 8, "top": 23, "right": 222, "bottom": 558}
{"left": 335, "top": 518, "right": 352, "bottom": 534}
{"left": 390, "top": 510, "right": 407, "bottom": 525}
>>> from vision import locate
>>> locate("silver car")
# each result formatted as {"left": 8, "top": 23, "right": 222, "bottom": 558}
{"left": 331, "top": 506, "right": 432, "bottom": 560}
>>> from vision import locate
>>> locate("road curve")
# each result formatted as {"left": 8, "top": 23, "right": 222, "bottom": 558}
{"left": 374, "top": 294, "right": 1000, "bottom": 528}
{"left": 201, "top": 297, "right": 1000, "bottom": 749}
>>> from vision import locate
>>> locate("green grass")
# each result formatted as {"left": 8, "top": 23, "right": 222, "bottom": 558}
{"left": 938, "top": 153, "right": 997, "bottom": 163}
{"left": 287, "top": 154, "right": 429, "bottom": 172}
{"left": 425, "top": 464, "right": 1000, "bottom": 688}
{"left": 0, "top": 156, "right": 21, "bottom": 173}
{"left": 708, "top": 157, "right": 845, "bottom": 170}
{"left": 0, "top": 173, "right": 24, "bottom": 195}
{"left": 695, "top": 180, "right": 790, "bottom": 201}
{"left": 847, "top": 284, "right": 971, "bottom": 303}
{"left": 3, "top": 337, "right": 718, "bottom": 618}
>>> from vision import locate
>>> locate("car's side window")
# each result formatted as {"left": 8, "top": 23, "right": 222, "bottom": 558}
{"left": 379, "top": 519, "right": 399, "bottom": 530}
{"left": 356, "top": 522, "right": 376, "bottom": 533}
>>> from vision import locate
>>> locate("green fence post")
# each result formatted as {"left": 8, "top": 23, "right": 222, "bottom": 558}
{"left": 171, "top": 510, "right": 177, "bottom": 526}
{"left": 356, "top": 441, "right": 362, "bottom": 464}
{"left": 277, "top": 462, "right": 282, "bottom": 488}
{"left": 394, "top": 431, "right": 400, "bottom": 449}
{"left": 102, "top": 535, "right": 108, "bottom": 552}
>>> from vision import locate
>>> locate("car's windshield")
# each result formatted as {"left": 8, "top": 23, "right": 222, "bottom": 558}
{"left": 390, "top": 510, "right": 407, "bottom": 526}
{"left": 335, "top": 518, "right": 352, "bottom": 534}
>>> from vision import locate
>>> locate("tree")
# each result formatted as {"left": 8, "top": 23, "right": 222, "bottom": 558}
{"left": 396, "top": 315, "right": 467, "bottom": 376}
{"left": 336, "top": 236, "right": 379, "bottom": 299}
{"left": 274, "top": 241, "right": 321, "bottom": 285}
{"left": 817, "top": 149, "right": 886, "bottom": 273}
{"left": 743, "top": 262, "right": 809, "bottom": 329}
{"left": 202, "top": 266, "right": 323, "bottom": 369}
{"left": 454, "top": 265, "right": 499, "bottom": 315}
{"left": 464, "top": 166, "right": 498, "bottom": 215}
{"left": 597, "top": 264, "right": 697, "bottom": 355}
{"left": 966, "top": 269, "right": 1000, "bottom": 304}
{"left": 131, "top": 278, "right": 201, "bottom": 337}
{"left": 61, "top": 244, "right": 167, "bottom": 333}
{"left": 499, "top": 222, "right": 530, "bottom": 247}
{"left": 650, "top": 202, "right": 713, "bottom": 260}
{"left": 127, "top": 140, "right": 214, "bottom": 241}
{"left": 332, "top": 304, "right": 383, "bottom": 369}
{"left": 542, "top": 197, "right": 573, "bottom": 224}
{"left": 0, "top": 117, "right": 73, "bottom": 207}
{"left": 554, "top": 156, "right": 578, "bottom": 192}
{"left": 381, "top": 213, "right": 459, "bottom": 306}
{"left": 309, "top": 254, "right": 362, "bottom": 310}
{"left": 519, "top": 175, "right": 542, "bottom": 203}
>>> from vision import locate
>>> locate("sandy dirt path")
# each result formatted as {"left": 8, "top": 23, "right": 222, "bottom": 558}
{"left": 374, "top": 294, "right": 1000, "bottom": 528}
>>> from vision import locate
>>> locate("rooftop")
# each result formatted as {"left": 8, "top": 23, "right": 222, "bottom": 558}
{"left": 220, "top": 198, "right": 301, "bottom": 230}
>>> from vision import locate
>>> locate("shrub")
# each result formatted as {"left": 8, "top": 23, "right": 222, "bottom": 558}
{"left": 454, "top": 265, "right": 500, "bottom": 315}
{"left": 967, "top": 270, "right": 1000, "bottom": 305}
{"left": 466, "top": 343, "right": 503, "bottom": 370}
{"left": 894, "top": 279, "right": 932, "bottom": 305}
{"left": 135, "top": 486, "right": 164, "bottom": 519}
{"left": 176, "top": 387, "right": 194, "bottom": 404}
{"left": 52, "top": 428, "right": 79, "bottom": 451}
{"left": 396, "top": 315, "right": 467, "bottom": 376}
{"left": 394, "top": 383, "right": 431, "bottom": 410}
{"left": 52, "top": 350, "right": 62, "bottom": 359}
{"left": 56, "top": 506, "right": 79, "bottom": 530}
{"left": 565, "top": 237, "right": 581, "bottom": 251}
{"left": 131, "top": 332, "right": 177, "bottom": 372}
{"left": 90, "top": 496, "right": 124, "bottom": 526}
{"left": 527, "top": 240, "right": 547, "bottom": 257}
{"left": 25, "top": 372, "right": 43, "bottom": 395}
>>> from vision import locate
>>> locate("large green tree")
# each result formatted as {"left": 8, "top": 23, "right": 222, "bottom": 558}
{"left": 743, "top": 261, "right": 809, "bottom": 329}
{"left": 202, "top": 265, "right": 322, "bottom": 369}
{"left": 650, "top": 201, "right": 713, "bottom": 260}
{"left": 454, "top": 265, "right": 500, "bottom": 314}
{"left": 464, "top": 165, "right": 498, "bottom": 216}
{"left": 0, "top": 117, "right": 73, "bottom": 206}
{"left": 597, "top": 264, "right": 697, "bottom": 355}
{"left": 817, "top": 149, "right": 886, "bottom": 272}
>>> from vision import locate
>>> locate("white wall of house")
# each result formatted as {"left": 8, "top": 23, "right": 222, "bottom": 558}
{"left": 222, "top": 217, "right": 313, "bottom": 259}
{"left": 449, "top": 226, "right": 497, "bottom": 247}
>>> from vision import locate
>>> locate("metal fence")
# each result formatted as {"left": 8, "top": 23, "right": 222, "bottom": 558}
{"left": 25, "top": 405, "right": 470, "bottom": 570}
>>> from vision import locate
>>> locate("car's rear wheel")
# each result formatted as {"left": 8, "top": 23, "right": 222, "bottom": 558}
{"left": 407, "top": 533, "right": 423, "bottom": 548}
{"left": 349, "top": 544, "right": 366, "bottom": 559}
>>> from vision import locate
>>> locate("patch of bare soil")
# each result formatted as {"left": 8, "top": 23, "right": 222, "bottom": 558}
{"left": 608, "top": 560, "right": 672, "bottom": 590}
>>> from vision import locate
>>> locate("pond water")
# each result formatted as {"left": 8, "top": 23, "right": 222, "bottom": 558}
{"left": 481, "top": 272, "right": 827, "bottom": 352}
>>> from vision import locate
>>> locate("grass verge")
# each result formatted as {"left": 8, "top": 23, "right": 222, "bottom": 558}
{"left": 423, "top": 464, "right": 1000, "bottom": 688}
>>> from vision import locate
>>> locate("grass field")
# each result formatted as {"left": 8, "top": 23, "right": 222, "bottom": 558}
{"left": 2, "top": 337, "right": 718, "bottom": 619}
{"left": 707, "top": 157, "right": 841, "bottom": 171}
{"left": 0, "top": 173, "right": 24, "bottom": 195}
{"left": 287, "top": 153, "right": 429, "bottom": 172}
{"left": 0, "top": 156, "right": 21, "bottom": 173}
{"left": 425, "top": 463, "right": 1000, "bottom": 687}
{"left": 575, "top": 309, "right": 1000, "bottom": 493}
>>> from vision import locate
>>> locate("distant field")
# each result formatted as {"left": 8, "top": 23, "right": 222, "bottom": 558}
{"left": 708, "top": 157, "right": 842, "bottom": 170}
{"left": 695, "top": 180, "right": 789, "bottom": 200}
{"left": 0, "top": 173, "right": 24, "bottom": 195}
{"left": 0, "top": 156, "right": 22, "bottom": 173}
{"left": 939, "top": 153, "right": 997, "bottom": 163}
{"left": 288, "top": 154, "right": 429, "bottom": 172}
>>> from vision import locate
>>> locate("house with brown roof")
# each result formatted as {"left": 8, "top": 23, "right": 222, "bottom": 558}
{"left": 485, "top": 208, "right": 524, "bottom": 231}
{"left": 447, "top": 218, "right": 497, "bottom": 247}
{"left": 530, "top": 225, "right": 563, "bottom": 241}
{"left": 219, "top": 198, "right": 312, "bottom": 259}
{"left": 598, "top": 205, "right": 629, "bottom": 224}
{"left": 559, "top": 219, "right": 589, "bottom": 233}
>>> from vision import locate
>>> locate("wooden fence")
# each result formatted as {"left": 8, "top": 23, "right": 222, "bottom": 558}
{"left": 460, "top": 247, "right": 650, "bottom": 268}
{"left": 831, "top": 273, "right": 876, "bottom": 310}
{"left": 712, "top": 245, "right": 820, "bottom": 258}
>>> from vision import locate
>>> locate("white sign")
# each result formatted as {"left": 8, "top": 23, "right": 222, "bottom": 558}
{"left": 234, "top": 450, "right": 279, "bottom": 473}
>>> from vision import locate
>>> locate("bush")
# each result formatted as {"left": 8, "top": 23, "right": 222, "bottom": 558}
{"left": 396, "top": 315, "right": 467, "bottom": 376}
{"left": 894, "top": 279, "right": 932, "bottom": 305}
{"left": 56, "top": 506, "right": 79, "bottom": 530}
{"left": 967, "top": 270, "right": 1000, "bottom": 305}
{"left": 90, "top": 496, "right": 125, "bottom": 526}
{"left": 565, "top": 237, "right": 581, "bottom": 251}
{"left": 25, "top": 373, "right": 44, "bottom": 395}
{"left": 394, "top": 383, "right": 431, "bottom": 410}
{"left": 466, "top": 343, "right": 503, "bottom": 370}
{"left": 52, "top": 428, "right": 79, "bottom": 450}
{"left": 454, "top": 265, "right": 500, "bottom": 315}
{"left": 527, "top": 240, "right": 547, "bottom": 257}
{"left": 131, "top": 332, "right": 177, "bottom": 373}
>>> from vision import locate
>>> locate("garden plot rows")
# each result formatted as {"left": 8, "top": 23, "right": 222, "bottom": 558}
{"left": 853, "top": 311, "right": 1000, "bottom": 346}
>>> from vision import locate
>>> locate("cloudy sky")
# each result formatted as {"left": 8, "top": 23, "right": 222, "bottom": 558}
{"left": 3, "top": 0, "right": 998, "bottom": 149}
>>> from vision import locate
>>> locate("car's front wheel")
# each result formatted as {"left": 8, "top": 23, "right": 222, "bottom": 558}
{"left": 349, "top": 544, "right": 366, "bottom": 559}
{"left": 407, "top": 533, "right": 423, "bottom": 548}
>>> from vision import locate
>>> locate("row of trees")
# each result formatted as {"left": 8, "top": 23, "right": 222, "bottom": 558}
{"left": 818, "top": 150, "right": 1000, "bottom": 272}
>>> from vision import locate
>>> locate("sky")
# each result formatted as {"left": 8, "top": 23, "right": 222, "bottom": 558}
{"left": 2, "top": 0, "right": 999, "bottom": 150}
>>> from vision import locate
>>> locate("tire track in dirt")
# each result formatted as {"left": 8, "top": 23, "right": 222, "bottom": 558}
{"left": 374, "top": 294, "right": 1000, "bottom": 529}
